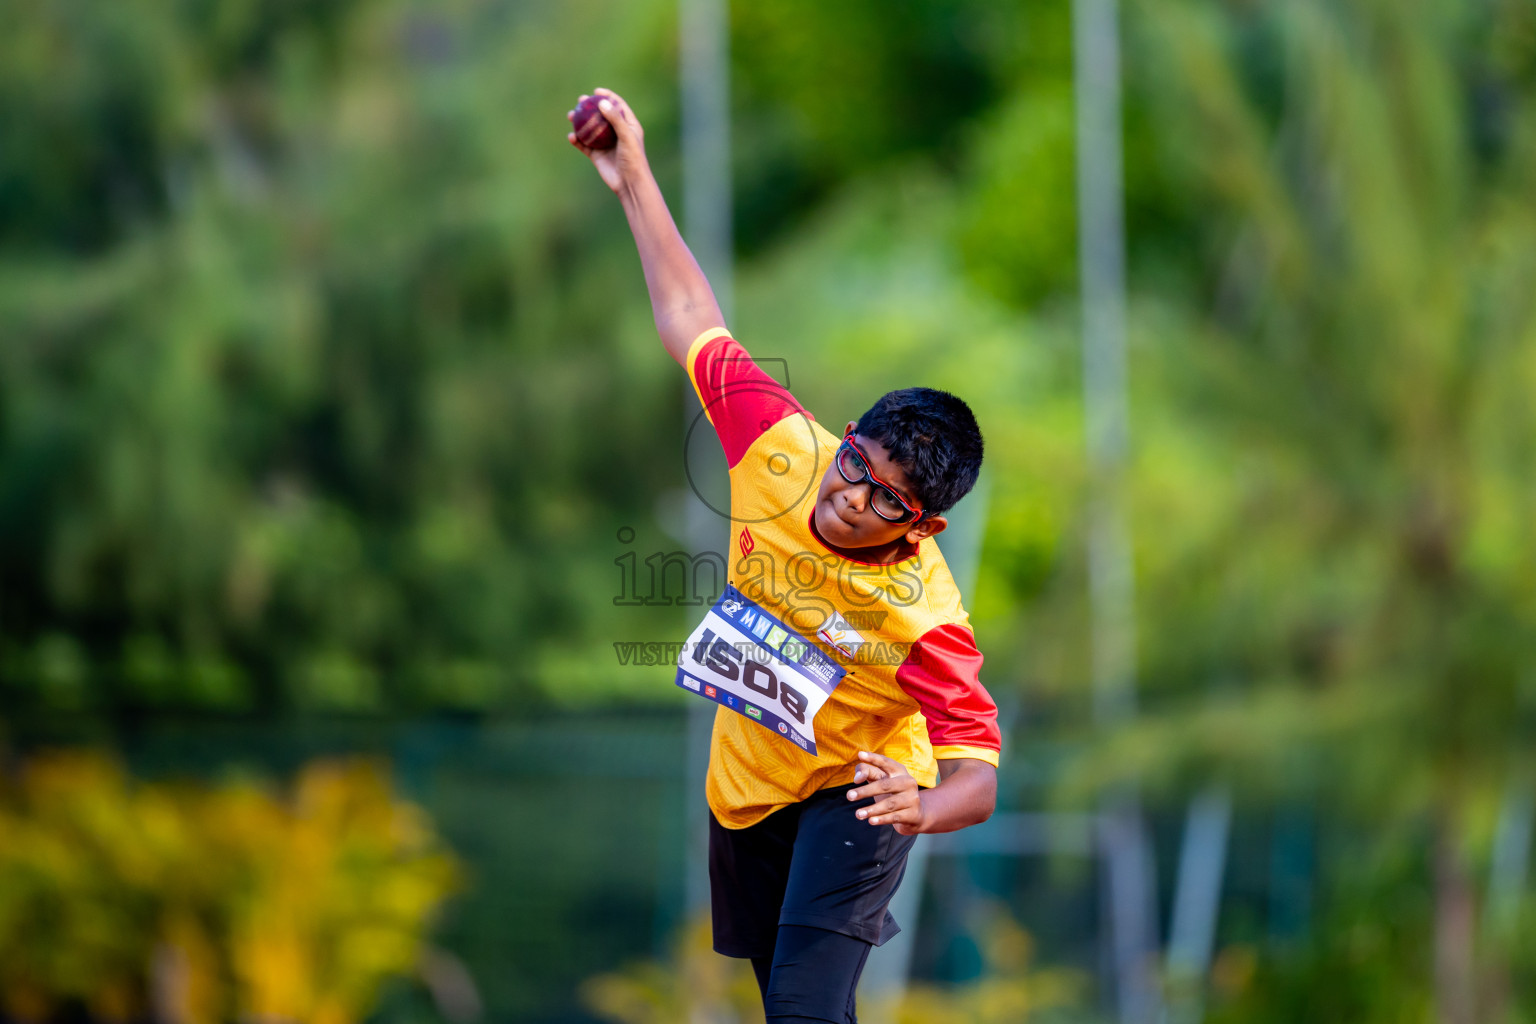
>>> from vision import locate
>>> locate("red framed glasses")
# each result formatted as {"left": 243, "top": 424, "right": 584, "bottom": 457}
{"left": 835, "top": 434, "right": 927, "bottom": 524}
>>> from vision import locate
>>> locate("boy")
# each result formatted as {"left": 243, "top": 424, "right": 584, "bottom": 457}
{"left": 570, "top": 89, "right": 1000, "bottom": 1023}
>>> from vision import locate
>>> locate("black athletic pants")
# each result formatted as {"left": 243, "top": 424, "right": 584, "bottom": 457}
{"left": 710, "top": 783, "right": 919, "bottom": 1023}
{"left": 749, "top": 925, "right": 872, "bottom": 1023}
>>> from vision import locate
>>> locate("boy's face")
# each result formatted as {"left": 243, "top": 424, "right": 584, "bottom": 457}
{"left": 813, "top": 421, "right": 947, "bottom": 553}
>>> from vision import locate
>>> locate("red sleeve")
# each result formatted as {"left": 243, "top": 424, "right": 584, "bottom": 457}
{"left": 686, "top": 328, "right": 810, "bottom": 469}
{"left": 895, "top": 623, "right": 1002, "bottom": 765}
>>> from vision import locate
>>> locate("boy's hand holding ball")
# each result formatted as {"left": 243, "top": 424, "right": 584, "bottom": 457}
{"left": 570, "top": 94, "right": 617, "bottom": 150}
{"left": 567, "top": 87, "right": 646, "bottom": 195}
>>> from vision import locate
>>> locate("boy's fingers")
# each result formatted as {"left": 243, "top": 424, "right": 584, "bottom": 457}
{"left": 592, "top": 90, "right": 642, "bottom": 136}
{"left": 597, "top": 98, "right": 633, "bottom": 140}
{"left": 857, "top": 795, "right": 911, "bottom": 818}
{"left": 847, "top": 776, "right": 902, "bottom": 800}
{"left": 848, "top": 775, "right": 915, "bottom": 803}
{"left": 857, "top": 750, "right": 908, "bottom": 776}
{"left": 864, "top": 802, "right": 921, "bottom": 826}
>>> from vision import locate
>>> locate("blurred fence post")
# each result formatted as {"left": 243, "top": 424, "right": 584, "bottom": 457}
{"left": 1487, "top": 781, "right": 1534, "bottom": 937}
{"left": 679, "top": 0, "right": 732, "bottom": 937}
{"left": 1165, "top": 786, "right": 1232, "bottom": 1024}
{"left": 1072, "top": 0, "right": 1160, "bottom": 1021}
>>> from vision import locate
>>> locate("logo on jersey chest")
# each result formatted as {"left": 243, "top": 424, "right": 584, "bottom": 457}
{"left": 817, "top": 608, "right": 870, "bottom": 659}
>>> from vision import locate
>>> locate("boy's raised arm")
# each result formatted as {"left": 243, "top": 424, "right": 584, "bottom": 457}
{"left": 568, "top": 88, "right": 726, "bottom": 366}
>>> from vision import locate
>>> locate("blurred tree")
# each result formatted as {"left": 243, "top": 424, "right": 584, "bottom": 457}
{"left": 1061, "top": 1, "right": 1536, "bottom": 1019}
{"left": 0, "top": 752, "right": 458, "bottom": 1024}
{"left": 580, "top": 916, "right": 764, "bottom": 1024}
{"left": 729, "top": 0, "right": 1009, "bottom": 255}
{"left": 0, "top": 0, "right": 695, "bottom": 717}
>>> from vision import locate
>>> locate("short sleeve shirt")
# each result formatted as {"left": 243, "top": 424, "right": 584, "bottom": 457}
{"left": 685, "top": 327, "right": 1002, "bottom": 829}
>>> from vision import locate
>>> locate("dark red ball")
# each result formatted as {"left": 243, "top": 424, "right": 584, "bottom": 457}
{"left": 571, "top": 95, "right": 617, "bottom": 150}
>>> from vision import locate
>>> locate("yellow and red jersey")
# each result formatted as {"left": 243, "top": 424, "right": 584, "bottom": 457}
{"left": 685, "top": 327, "right": 1001, "bottom": 829}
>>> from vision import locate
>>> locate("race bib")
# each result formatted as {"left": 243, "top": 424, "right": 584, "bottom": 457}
{"left": 675, "top": 585, "right": 846, "bottom": 755}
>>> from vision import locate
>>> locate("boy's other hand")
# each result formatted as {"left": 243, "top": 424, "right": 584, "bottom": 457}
{"left": 848, "top": 751, "right": 926, "bottom": 836}
{"left": 567, "top": 87, "right": 648, "bottom": 195}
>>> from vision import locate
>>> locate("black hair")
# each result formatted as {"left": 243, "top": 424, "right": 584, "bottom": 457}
{"left": 855, "top": 387, "right": 983, "bottom": 516}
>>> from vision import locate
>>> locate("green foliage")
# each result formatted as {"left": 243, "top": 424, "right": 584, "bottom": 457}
{"left": 1059, "top": 0, "right": 1536, "bottom": 815}
{"left": 730, "top": 0, "right": 1012, "bottom": 253}
{"left": 1204, "top": 838, "right": 1436, "bottom": 1024}
{"left": 954, "top": 86, "right": 1078, "bottom": 309}
{"left": 0, "top": 0, "right": 693, "bottom": 714}
{"left": 1050, "top": 1, "right": 1536, "bottom": 1015}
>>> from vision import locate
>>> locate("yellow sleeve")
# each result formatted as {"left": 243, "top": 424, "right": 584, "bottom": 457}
{"left": 933, "top": 745, "right": 1001, "bottom": 768}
